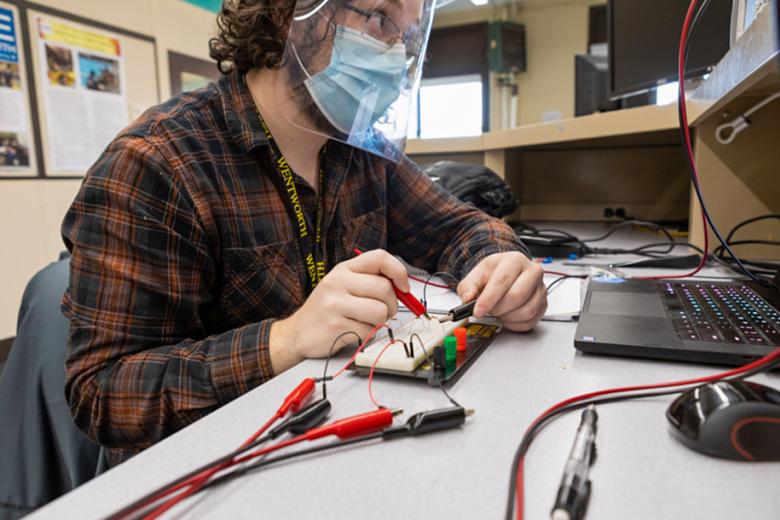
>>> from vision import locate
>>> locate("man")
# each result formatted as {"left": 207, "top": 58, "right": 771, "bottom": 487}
{"left": 61, "top": 0, "right": 547, "bottom": 466}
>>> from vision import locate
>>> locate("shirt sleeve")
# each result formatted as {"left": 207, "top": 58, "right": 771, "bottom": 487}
{"left": 385, "top": 155, "right": 529, "bottom": 281}
{"left": 61, "top": 136, "right": 275, "bottom": 451}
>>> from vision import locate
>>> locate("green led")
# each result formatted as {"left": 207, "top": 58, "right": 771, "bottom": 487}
{"left": 444, "top": 335, "right": 457, "bottom": 362}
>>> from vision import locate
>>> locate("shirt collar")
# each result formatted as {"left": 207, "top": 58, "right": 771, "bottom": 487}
{"left": 219, "top": 70, "right": 270, "bottom": 154}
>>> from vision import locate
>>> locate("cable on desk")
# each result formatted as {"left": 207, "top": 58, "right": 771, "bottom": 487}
{"left": 724, "top": 215, "right": 780, "bottom": 245}
{"left": 367, "top": 339, "right": 404, "bottom": 409}
{"left": 505, "top": 345, "right": 780, "bottom": 520}
{"left": 580, "top": 220, "right": 678, "bottom": 246}
{"left": 110, "top": 376, "right": 319, "bottom": 519}
{"left": 193, "top": 406, "right": 478, "bottom": 498}
{"left": 133, "top": 408, "right": 401, "bottom": 519}
{"left": 321, "top": 331, "right": 362, "bottom": 399}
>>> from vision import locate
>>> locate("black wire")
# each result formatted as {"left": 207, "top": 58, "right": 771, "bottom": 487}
{"left": 106, "top": 433, "right": 273, "bottom": 520}
{"left": 581, "top": 220, "right": 677, "bottom": 245}
{"left": 715, "top": 240, "right": 780, "bottom": 250}
{"left": 321, "top": 331, "right": 362, "bottom": 399}
{"left": 545, "top": 275, "right": 571, "bottom": 295}
{"left": 724, "top": 215, "right": 780, "bottom": 244}
{"left": 197, "top": 432, "right": 386, "bottom": 495}
{"left": 504, "top": 350, "right": 780, "bottom": 520}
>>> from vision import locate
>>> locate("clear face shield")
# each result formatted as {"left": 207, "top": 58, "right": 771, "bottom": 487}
{"left": 278, "top": 0, "right": 453, "bottom": 162}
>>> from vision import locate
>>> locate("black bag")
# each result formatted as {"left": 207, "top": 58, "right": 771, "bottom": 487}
{"left": 421, "top": 161, "right": 519, "bottom": 218}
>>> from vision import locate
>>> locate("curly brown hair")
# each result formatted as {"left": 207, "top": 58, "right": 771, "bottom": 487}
{"left": 208, "top": 1, "right": 296, "bottom": 74}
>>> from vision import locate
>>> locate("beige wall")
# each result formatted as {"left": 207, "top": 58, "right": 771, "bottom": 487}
{"left": 434, "top": 0, "right": 602, "bottom": 127}
{"left": 0, "top": 0, "right": 216, "bottom": 339}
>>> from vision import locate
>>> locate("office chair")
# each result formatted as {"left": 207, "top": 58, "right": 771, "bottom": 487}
{"left": 0, "top": 256, "right": 104, "bottom": 520}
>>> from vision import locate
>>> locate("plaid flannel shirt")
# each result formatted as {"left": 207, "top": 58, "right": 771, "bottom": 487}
{"left": 61, "top": 70, "right": 527, "bottom": 465}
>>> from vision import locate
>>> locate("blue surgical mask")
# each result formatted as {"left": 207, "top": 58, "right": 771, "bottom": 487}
{"left": 294, "top": 25, "right": 408, "bottom": 134}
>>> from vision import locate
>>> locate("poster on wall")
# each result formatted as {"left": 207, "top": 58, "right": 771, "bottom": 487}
{"left": 0, "top": 5, "right": 33, "bottom": 173}
{"left": 37, "top": 16, "right": 128, "bottom": 173}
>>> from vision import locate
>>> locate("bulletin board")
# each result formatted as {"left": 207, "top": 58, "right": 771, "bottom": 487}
{"left": 26, "top": 7, "right": 159, "bottom": 177}
{"left": 0, "top": 1, "right": 36, "bottom": 177}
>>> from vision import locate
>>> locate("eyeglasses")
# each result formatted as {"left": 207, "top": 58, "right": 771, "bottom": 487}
{"left": 341, "top": 3, "right": 423, "bottom": 60}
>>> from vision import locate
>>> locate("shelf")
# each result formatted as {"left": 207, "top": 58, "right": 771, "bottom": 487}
{"left": 406, "top": 102, "right": 709, "bottom": 156}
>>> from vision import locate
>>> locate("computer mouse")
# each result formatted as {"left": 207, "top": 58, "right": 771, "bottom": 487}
{"left": 666, "top": 380, "right": 780, "bottom": 461}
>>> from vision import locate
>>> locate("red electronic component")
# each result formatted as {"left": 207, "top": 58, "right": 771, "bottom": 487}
{"left": 454, "top": 327, "right": 468, "bottom": 352}
{"left": 278, "top": 377, "right": 316, "bottom": 416}
{"left": 305, "top": 408, "right": 398, "bottom": 441}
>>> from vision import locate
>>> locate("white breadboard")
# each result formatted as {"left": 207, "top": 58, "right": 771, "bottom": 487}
{"left": 354, "top": 316, "right": 463, "bottom": 372}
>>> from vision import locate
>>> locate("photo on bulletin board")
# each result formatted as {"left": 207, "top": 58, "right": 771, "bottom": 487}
{"left": 34, "top": 15, "right": 129, "bottom": 175}
{"left": 169, "top": 50, "right": 218, "bottom": 96}
{"left": 0, "top": 1, "right": 37, "bottom": 177}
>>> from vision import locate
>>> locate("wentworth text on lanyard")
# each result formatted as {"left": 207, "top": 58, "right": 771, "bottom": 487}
{"left": 257, "top": 113, "right": 326, "bottom": 292}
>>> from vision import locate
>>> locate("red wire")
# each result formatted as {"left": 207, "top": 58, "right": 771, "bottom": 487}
{"left": 132, "top": 409, "right": 285, "bottom": 518}
{"left": 144, "top": 435, "right": 307, "bottom": 519}
{"left": 367, "top": 339, "right": 403, "bottom": 408}
{"left": 409, "top": 274, "right": 451, "bottom": 289}
{"left": 514, "top": 346, "right": 780, "bottom": 520}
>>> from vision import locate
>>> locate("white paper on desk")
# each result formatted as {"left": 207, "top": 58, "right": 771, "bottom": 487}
{"left": 405, "top": 275, "right": 585, "bottom": 321}
{"left": 542, "top": 275, "right": 586, "bottom": 322}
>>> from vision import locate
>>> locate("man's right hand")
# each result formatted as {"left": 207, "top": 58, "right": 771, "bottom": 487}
{"left": 269, "top": 249, "right": 410, "bottom": 374}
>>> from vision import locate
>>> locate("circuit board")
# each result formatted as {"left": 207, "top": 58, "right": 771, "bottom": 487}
{"left": 354, "top": 315, "right": 462, "bottom": 372}
{"left": 351, "top": 316, "right": 501, "bottom": 386}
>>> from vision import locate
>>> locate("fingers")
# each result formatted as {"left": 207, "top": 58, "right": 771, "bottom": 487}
{"left": 457, "top": 256, "right": 493, "bottom": 303}
{"left": 343, "top": 272, "right": 398, "bottom": 318}
{"left": 500, "top": 299, "right": 548, "bottom": 332}
{"left": 495, "top": 282, "right": 548, "bottom": 327}
{"left": 472, "top": 256, "right": 524, "bottom": 318}
{"left": 348, "top": 249, "right": 410, "bottom": 292}
{"left": 490, "top": 268, "right": 545, "bottom": 318}
{"left": 340, "top": 295, "right": 394, "bottom": 326}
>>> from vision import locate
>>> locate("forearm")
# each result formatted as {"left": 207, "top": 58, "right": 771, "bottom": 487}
{"left": 269, "top": 317, "right": 305, "bottom": 374}
{"left": 66, "top": 318, "right": 277, "bottom": 450}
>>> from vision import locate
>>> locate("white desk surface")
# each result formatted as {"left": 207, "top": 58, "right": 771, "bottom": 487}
{"left": 31, "top": 225, "right": 780, "bottom": 520}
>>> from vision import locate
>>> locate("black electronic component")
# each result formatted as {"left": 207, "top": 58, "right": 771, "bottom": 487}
{"left": 432, "top": 346, "right": 446, "bottom": 372}
{"left": 269, "top": 398, "right": 332, "bottom": 438}
{"left": 608, "top": 0, "right": 732, "bottom": 99}
{"left": 575, "top": 54, "right": 620, "bottom": 117}
{"left": 438, "top": 300, "right": 477, "bottom": 323}
{"left": 383, "top": 407, "right": 475, "bottom": 439}
{"left": 667, "top": 380, "right": 780, "bottom": 461}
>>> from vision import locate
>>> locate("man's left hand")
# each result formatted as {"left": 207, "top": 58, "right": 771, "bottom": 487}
{"left": 457, "top": 252, "right": 547, "bottom": 332}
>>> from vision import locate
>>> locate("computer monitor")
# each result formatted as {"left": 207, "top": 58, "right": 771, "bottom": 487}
{"left": 574, "top": 54, "right": 620, "bottom": 117}
{"left": 608, "top": 0, "right": 732, "bottom": 99}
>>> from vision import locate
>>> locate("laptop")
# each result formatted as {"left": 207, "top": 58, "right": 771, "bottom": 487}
{"left": 574, "top": 278, "right": 780, "bottom": 366}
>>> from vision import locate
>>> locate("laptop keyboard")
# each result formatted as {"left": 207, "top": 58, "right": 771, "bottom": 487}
{"left": 660, "top": 282, "right": 780, "bottom": 345}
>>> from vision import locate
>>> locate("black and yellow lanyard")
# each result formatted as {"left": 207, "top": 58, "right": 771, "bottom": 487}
{"left": 256, "top": 111, "right": 326, "bottom": 293}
